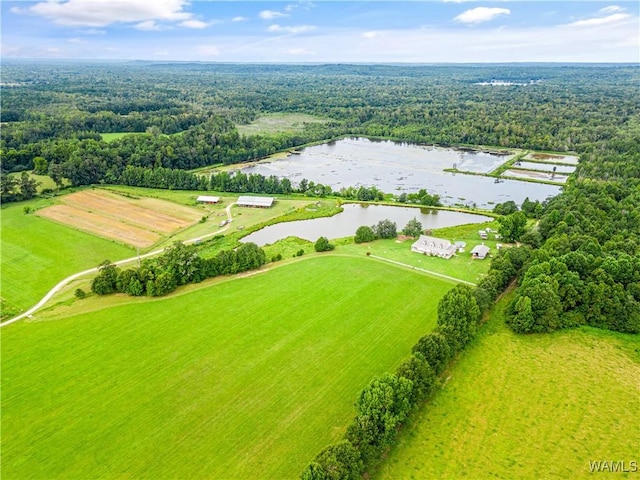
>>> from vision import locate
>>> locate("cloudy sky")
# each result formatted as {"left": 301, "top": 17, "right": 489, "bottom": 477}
{"left": 2, "top": 1, "right": 638, "bottom": 62}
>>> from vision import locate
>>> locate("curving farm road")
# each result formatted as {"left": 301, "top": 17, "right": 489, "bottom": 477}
{"left": 0, "top": 203, "right": 235, "bottom": 328}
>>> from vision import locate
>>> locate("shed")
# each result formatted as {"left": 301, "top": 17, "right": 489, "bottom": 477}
{"left": 196, "top": 195, "right": 220, "bottom": 204}
{"left": 454, "top": 241, "right": 467, "bottom": 253}
{"left": 470, "top": 244, "right": 491, "bottom": 259}
{"left": 236, "top": 196, "right": 275, "bottom": 208}
{"left": 411, "top": 235, "right": 457, "bottom": 259}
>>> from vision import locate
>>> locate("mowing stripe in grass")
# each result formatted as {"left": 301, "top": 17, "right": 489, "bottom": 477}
{"left": 2, "top": 256, "right": 451, "bottom": 479}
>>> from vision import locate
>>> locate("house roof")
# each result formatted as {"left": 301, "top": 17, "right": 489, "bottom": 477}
{"left": 412, "top": 235, "right": 457, "bottom": 255}
{"left": 470, "top": 244, "right": 491, "bottom": 255}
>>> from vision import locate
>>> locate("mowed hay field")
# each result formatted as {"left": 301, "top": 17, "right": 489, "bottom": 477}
{"left": 376, "top": 295, "right": 640, "bottom": 479}
{"left": 237, "top": 113, "right": 328, "bottom": 136}
{"left": 37, "top": 189, "right": 204, "bottom": 248}
{"left": 1, "top": 200, "right": 133, "bottom": 313}
{"left": 2, "top": 256, "right": 453, "bottom": 479}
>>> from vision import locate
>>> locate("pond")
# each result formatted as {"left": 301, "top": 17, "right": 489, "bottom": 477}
{"left": 239, "top": 137, "right": 561, "bottom": 208}
{"left": 241, "top": 203, "right": 493, "bottom": 246}
{"left": 513, "top": 161, "right": 576, "bottom": 174}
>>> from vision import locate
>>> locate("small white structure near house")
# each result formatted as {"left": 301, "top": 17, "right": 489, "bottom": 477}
{"left": 196, "top": 195, "right": 220, "bottom": 204}
{"left": 411, "top": 235, "right": 457, "bottom": 259}
{"left": 478, "top": 230, "right": 488, "bottom": 240}
{"left": 470, "top": 244, "right": 491, "bottom": 259}
{"left": 236, "top": 196, "right": 274, "bottom": 208}
{"left": 454, "top": 241, "right": 466, "bottom": 253}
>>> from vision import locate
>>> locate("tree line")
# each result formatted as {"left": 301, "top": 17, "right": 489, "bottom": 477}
{"left": 90, "top": 241, "right": 266, "bottom": 298}
{"left": 302, "top": 246, "right": 533, "bottom": 478}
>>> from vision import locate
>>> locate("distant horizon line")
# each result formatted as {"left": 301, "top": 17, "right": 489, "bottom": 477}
{"left": 3, "top": 58, "right": 639, "bottom": 66}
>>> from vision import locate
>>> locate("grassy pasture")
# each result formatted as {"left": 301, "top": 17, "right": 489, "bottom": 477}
{"left": 100, "top": 132, "right": 143, "bottom": 142}
{"left": 237, "top": 113, "right": 328, "bottom": 136}
{"left": 376, "top": 294, "right": 640, "bottom": 479}
{"left": 1, "top": 199, "right": 133, "bottom": 314}
{"left": 8, "top": 170, "right": 59, "bottom": 192}
{"left": 2, "top": 256, "right": 451, "bottom": 479}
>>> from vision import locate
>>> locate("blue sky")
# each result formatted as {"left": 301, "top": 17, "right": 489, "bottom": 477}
{"left": 2, "top": 1, "right": 638, "bottom": 62}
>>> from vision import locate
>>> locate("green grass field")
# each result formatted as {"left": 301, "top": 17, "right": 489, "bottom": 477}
{"left": 1, "top": 199, "right": 134, "bottom": 314}
{"left": 375, "top": 294, "right": 640, "bottom": 479}
{"left": 100, "top": 132, "right": 143, "bottom": 142}
{"left": 8, "top": 170, "right": 59, "bottom": 192}
{"left": 2, "top": 256, "right": 451, "bottom": 479}
{"left": 237, "top": 113, "right": 328, "bottom": 136}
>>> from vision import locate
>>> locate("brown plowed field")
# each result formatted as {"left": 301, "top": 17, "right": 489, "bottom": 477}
{"left": 37, "top": 190, "right": 203, "bottom": 248}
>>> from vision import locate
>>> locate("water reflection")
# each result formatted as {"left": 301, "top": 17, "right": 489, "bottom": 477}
{"left": 241, "top": 203, "right": 493, "bottom": 246}
{"left": 239, "top": 137, "right": 561, "bottom": 208}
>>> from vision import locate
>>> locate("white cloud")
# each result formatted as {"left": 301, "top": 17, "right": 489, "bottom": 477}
{"left": 362, "top": 31, "right": 379, "bottom": 39}
{"left": 455, "top": 7, "right": 511, "bottom": 24}
{"left": 232, "top": 16, "right": 249, "bottom": 22}
{"left": 179, "top": 19, "right": 209, "bottom": 29}
{"left": 68, "top": 38, "right": 86, "bottom": 44}
{"left": 268, "top": 24, "right": 316, "bottom": 34}
{"left": 196, "top": 45, "right": 220, "bottom": 57}
{"left": 567, "top": 13, "right": 630, "bottom": 28}
{"left": 259, "top": 10, "right": 288, "bottom": 20}
{"left": 135, "top": 20, "right": 162, "bottom": 31}
{"left": 17, "top": 0, "right": 192, "bottom": 27}
{"left": 599, "top": 5, "right": 625, "bottom": 14}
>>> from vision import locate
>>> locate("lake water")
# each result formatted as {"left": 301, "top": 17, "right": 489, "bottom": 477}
{"left": 514, "top": 161, "right": 576, "bottom": 174}
{"left": 241, "top": 203, "right": 493, "bottom": 246}
{"left": 239, "top": 138, "right": 561, "bottom": 208}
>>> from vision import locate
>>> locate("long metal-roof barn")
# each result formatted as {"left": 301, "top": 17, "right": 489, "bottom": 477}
{"left": 236, "top": 196, "right": 275, "bottom": 208}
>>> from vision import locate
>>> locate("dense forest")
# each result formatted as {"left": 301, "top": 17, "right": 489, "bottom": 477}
{"left": 1, "top": 61, "right": 639, "bottom": 335}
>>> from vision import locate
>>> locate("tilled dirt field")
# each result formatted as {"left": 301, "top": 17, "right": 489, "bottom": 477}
{"left": 37, "top": 190, "right": 203, "bottom": 248}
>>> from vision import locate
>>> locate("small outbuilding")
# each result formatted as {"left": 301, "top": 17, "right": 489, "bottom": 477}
{"left": 196, "top": 195, "right": 220, "bottom": 204}
{"left": 411, "top": 235, "right": 457, "bottom": 259}
{"left": 470, "top": 244, "right": 491, "bottom": 260}
{"left": 236, "top": 196, "right": 274, "bottom": 208}
{"left": 454, "top": 241, "right": 467, "bottom": 253}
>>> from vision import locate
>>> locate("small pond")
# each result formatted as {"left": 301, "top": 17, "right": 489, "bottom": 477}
{"left": 241, "top": 203, "right": 493, "bottom": 246}
{"left": 513, "top": 161, "right": 576, "bottom": 174}
{"left": 239, "top": 137, "right": 561, "bottom": 208}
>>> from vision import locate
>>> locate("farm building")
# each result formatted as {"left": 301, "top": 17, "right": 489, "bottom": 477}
{"left": 411, "top": 235, "right": 457, "bottom": 259}
{"left": 470, "top": 244, "right": 491, "bottom": 259}
{"left": 196, "top": 195, "right": 220, "bottom": 204}
{"left": 236, "top": 196, "right": 275, "bottom": 208}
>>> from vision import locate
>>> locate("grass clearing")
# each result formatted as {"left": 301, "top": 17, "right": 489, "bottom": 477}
{"left": 1, "top": 199, "right": 134, "bottom": 314}
{"left": 375, "top": 293, "right": 640, "bottom": 479}
{"left": 100, "top": 132, "right": 143, "bottom": 142}
{"left": 2, "top": 256, "right": 450, "bottom": 479}
{"left": 8, "top": 170, "right": 59, "bottom": 192}
{"left": 237, "top": 113, "right": 328, "bottom": 136}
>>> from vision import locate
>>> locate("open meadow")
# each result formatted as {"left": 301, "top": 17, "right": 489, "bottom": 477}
{"left": 375, "top": 294, "right": 640, "bottom": 479}
{"left": 0, "top": 199, "right": 134, "bottom": 315}
{"left": 1, "top": 255, "right": 452, "bottom": 479}
{"left": 236, "top": 113, "right": 328, "bottom": 136}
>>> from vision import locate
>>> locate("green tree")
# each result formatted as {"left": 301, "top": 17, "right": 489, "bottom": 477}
{"left": 19, "top": 172, "right": 38, "bottom": 200}
{"left": 396, "top": 353, "right": 437, "bottom": 405}
{"left": 33, "top": 156, "right": 48, "bottom": 175}
{"left": 91, "top": 260, "right": 120, "bottom": 295}
{"left": 498, "top": 211, "right": 527, "bottom": 243}
{"left": 372, "top": 219, "right": 397, "bottom": 239}
{"left": 412, "top": 332, "right": 452, "bottom": 375}
{"left": 314, "top": 236, "right": 334, "bottom": 252}
{"left": 437, "top": 285, "right": 481, "bottom": 352}
{"left": 301, "top": 441, "right": 363, "bottom": 480}
{"left": 402, "top": 217, "right": 423, "bottom": 237}
{"left": 354, "top": 225, "right": 376, "bottom": 243}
